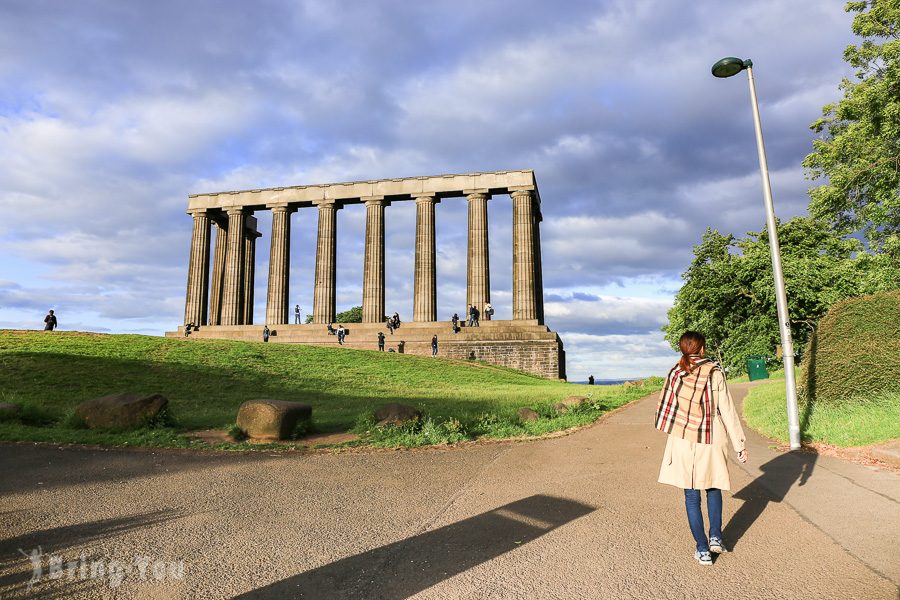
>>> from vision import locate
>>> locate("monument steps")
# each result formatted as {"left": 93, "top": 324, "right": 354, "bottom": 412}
{"left": 165, "top": 320, "right": 565, "bottom": 376}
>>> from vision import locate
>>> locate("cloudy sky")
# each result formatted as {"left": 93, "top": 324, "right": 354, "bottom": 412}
{"left": 0, "top": 1, "right": 855, "bottom": 379}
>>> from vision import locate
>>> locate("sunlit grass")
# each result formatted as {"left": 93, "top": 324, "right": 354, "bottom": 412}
{"left": 0, "top": 330, "right": 660, "bottom": 448}
{"left": 743, "top": 379, "right": 900, "bottom": 447}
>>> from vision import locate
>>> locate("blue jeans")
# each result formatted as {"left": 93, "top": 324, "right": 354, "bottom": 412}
{"left": 684, "top": 488, "right": 722, "bottom": 552}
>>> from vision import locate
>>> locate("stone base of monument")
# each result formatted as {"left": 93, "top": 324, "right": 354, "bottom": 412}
{"left": 166, "top": 320, "right": 566, "bottom": 380}
{"left": 236, "top": 399, "right": 312, "bottom": 441}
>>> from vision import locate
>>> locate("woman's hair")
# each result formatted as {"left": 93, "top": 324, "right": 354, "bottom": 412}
{"left": 678, "top": 331, "right": 706, "bottom": 373}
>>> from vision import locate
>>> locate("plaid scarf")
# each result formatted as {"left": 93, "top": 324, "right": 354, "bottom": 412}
{"left": 654, "top": 357, "right": 719, "bottom": 444}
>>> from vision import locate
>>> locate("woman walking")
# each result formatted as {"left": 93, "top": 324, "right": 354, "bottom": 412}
{"left": 655, "top": 331, "right": 747, "bottom": 566}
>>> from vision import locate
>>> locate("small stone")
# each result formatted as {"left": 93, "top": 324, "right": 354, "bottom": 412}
{"left": 75, "top": 393, "right": 168, "bottom": 430}
{"left": 553, "top": 402, "right": 568, "bottom": 414}
{"left": 236, "top": 400, "right": 312, "bottom": 441}
{"left": 373, "top": 403, "right": 422, "bottom": 427}
{"left": 517, "top": 407, "right": 540, "bottom": 422}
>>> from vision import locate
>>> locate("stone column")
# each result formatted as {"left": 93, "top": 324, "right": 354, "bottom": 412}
{"left": 466, "top": 192, "right": 491, "bottom": 318}
{"left": 511, "top": 190, "right": 537, "bottom": 321}
{"left": 242, "top": 220, "right": 260, "bottom": 325}
{"left": 183, "top": 210, "right": 211, "bottom": 326}
{"left": 312, "top": 202, "right": 338, "bottom": 324}
{"left": 362, "top": 198, "right": 386, "bottom": 323}
{"left": 220, "top": 207, "right": 246, "bottom": 326}
{"left": 532, "top": 207, "right": 545, "bottom": 325}
{"left": 265, "top": 205, "right": 294, "bottom": 325}
{"left": 208, "top": 219, "right": 227, "bottom": 325}
{"left": 413, "top": 195, "right": 438, "bottom": 322}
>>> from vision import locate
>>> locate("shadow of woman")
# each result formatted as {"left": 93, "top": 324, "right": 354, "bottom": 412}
{"left": 724, "top": 450, "right": 817, "bottom": 549}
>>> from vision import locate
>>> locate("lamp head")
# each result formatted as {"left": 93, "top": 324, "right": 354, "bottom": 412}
{"left": 711, "top": 57, "right": 752, "bottom": 78}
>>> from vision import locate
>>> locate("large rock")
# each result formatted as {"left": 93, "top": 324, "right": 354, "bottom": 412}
{"left": 0, "top": 403, "right": 21, "bottom": 418}
{"left": 76, "top": 392, "right": 168, "bottom": 430}
{"left": 236, "top": 399, "right": 312, "bottom": 441}
{"left": 517, "top": 407, "right": 540, "bottom": 422}
{"left": 373, "top": 403, "right": 422, "bottom": 427}
{"left": 561, "top": 395, "right": 589, "bottom": 407}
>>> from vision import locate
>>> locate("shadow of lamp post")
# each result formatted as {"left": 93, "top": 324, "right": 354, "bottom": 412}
{"left": 711, "top": 56, "right": 801, "bottom": 450}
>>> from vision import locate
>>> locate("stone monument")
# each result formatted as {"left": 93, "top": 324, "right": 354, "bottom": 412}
{"left": 166, "top": 170, "right": 566, "bottom": 379}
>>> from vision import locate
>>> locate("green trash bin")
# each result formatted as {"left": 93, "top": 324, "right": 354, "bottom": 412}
{"left": 746, "top": 356, "right": 769, "bottom": 381}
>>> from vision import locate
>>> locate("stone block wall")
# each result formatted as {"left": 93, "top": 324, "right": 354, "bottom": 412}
{"left": 444, "top": 337, "right": 566, "bottom": 380}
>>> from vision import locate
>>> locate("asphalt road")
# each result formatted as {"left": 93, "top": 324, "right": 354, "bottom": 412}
{"left": 1, "top": 383, "right": 897, "bottom": 599}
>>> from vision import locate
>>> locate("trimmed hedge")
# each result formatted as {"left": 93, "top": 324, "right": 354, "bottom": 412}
{"left": 799, "top": 291, "right": 900, "bottom": 404}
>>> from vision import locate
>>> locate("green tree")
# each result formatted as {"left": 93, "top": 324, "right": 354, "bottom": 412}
{"left": 335, "top": 305, "right": 363, "bottom": 323}
{"left": 664, "top": 217, "right": 895, "bottom": 373}
{"left": 303, "top": 306, "right": 364, "bottom": 324}
{"left": 803, "top": 0, "right": 900, "bottom": 253}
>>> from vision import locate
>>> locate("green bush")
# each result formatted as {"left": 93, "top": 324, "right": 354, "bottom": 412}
{"left": 799, "top": 291, "right": 900, "bottom": 404}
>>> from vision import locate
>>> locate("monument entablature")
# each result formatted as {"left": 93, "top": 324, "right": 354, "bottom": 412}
{"left": 170, "top": 169, "right": 564, "bottom": 379}
{"left": 186, "top": 170, "right": 541, "bottom": 212}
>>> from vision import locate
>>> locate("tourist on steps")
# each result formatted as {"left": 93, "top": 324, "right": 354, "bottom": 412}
{"left": 337, "top": 325, "right": 346, "bottom": 345}
{"left": 377, "top": 331, "right": 385, "bottom": 351}
{"left": 431, "top": 335, "right": 438, "bottom": 356}
{"left": 294, "top": 305, "right": 301, "bottom": 324}
{"left": 655, "top": 331, "right": 747, "bottom": 566}
{"left": 451, "top": 313, "right": 460, "bottom": 334}
{"left": 262, "top": 325, "right": 270, "bottom": 343}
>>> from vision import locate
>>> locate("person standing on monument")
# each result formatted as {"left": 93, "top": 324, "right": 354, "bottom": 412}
{"left": 377, "top": 331, "right": 385, "bottom": 351}
{"left": 431, "top": 335, "right": 438, "bottom": 357}
{"left": 337, "top": 325, "right": 346, "bottom": 345}
{"left": 294, "top": 305, "right": 301, "bottom": 324}
{"left": 471, "top": 304, "right": 480, "bottom": 327}
{"left": 386, "top": 317, "right": 394, "bottom": 335}
{"left": 451, "top": 313, "right": 460, "bottom": 334}
{"left": 484, "top": 302, "right": 494, "bottom": 320}
{"left": 467, "top": 305, "right": 476, "bottom": 327}
{"left": 43, "top": 310, "right": 57, "bottom": 331}
{"left": 655, "top": 331, "right": 747, "bottom": 566}
{"left": 262, "top": 325, "right": 270, "bottom": 343}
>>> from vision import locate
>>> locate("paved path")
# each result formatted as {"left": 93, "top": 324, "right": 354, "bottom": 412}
{"left": 1, "top": 383, "right": 897, "bottom": 599}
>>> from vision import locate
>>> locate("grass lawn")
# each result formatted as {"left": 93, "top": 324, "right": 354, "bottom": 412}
{"left": 743, "top": 379, "right": 900, "bottom": 447}
{"left": 0, "top": 330, "right": 661, "bottom": 449}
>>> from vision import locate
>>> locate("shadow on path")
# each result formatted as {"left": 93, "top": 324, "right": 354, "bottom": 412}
{"left": 0, "top": 509, "right": 188, "bottom": 597}
{"left": 236, "top": 494, "right": 595, "bottom": 599}
{"left": 726, "top": 451, "right": 817, "bottom": 549}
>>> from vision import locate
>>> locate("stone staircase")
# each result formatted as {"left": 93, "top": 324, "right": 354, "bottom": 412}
{"left": 165, "top": 319, "right": 566, "bottom": 379}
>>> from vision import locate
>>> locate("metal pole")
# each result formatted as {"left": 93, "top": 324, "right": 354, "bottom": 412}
{"left": 746, "top": 65, "right": 801, "bottom": 450}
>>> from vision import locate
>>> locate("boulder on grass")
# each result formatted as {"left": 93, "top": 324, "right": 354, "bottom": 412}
{"left": 373, "top": 403, "right": 422, "bottom": 427}
{"left": 517, "top": 407, "right": 540, "bottom": 422}
{"left": 236, "top": 400, "right": 312, "bottom": 441}
{"left": 561, "top": 396, "right": 589, "bottom": 408}
{"left": 553, "top": 402, "right": 569, "bottom": 414}
{"left": 76, "top": 392, "right": 168, "bottom": 430}
{"left": 0, "top": 403, "right": 21, "bottom": 418}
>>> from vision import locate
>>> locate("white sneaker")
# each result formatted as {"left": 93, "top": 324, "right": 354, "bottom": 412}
{"left": 709, "top": 537, "right": 727, "bottom": 553}
{"left": 695, "top": 550, "right": 713, "bottom": 566}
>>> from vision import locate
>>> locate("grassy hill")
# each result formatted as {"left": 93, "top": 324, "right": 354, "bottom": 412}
{"left": 743, "top": 291, "right": 900, "bottom": 447}
{"left": 0, "top": 331, "right": 660, "bottom": 448}
{"left": 798, "top": 291, "right": 900, "bottom": 404}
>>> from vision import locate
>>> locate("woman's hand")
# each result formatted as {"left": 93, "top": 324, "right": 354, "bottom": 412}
{"left": 737, "top": 449, "right": 748, "bottom": 463}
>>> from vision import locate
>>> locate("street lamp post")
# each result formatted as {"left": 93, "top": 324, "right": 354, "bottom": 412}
{"left": 711, "top": 57, "right": 801, "bottom": 450}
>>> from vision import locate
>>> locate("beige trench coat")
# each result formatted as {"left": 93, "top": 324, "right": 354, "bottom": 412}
{"left": 658, "top": 369, "right": 746, "bottom": 490}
